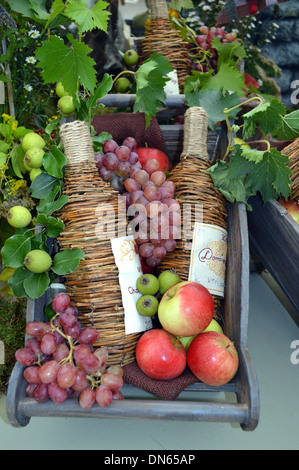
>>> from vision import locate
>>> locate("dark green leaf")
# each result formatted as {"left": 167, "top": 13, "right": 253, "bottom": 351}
{"left": 1, "top": 234, "right": 31, "bottom": 268}
{"left": 30, "top": 172, "right": 58, "bottom": 199}
{"left": 273, "top": 109, "right": 299, "bottom": 140}
{"left": 51, "top": 248, "right": 85, "bottom": 275}
{"left": 23, "top": 271, "right": 50, "bottom": 299}
{"left": 8, "top": 267, "right": 32, "bottom": 298}
{"left": 42, "top": 145, "right": 67, "bottom": 178}
{"left": 36, "top": 214, "right": 65, "bottom": 237}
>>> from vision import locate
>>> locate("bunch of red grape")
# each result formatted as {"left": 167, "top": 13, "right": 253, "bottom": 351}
{"left": 15, "top": 292, "right": 124, "bottom": 409}
{"left": 95, "top": 137, "right": 181, "bottom": 268}
{"left": 187, "top": 25, "right": 239, "bottom": 73}
{"left": 94, "top": 136, "right": 140, "bottom": 193}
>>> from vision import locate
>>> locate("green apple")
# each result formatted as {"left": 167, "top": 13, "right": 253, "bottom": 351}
{"left": 7, "top": 206, "right": 32, "bottom": 228}
{"left": 23, "top": 249, "right": 52, "bottom": 273}
{"left": 24, "top": 147, "right": 45, "bottom": 169}
{"left": 158, "top": 269, "right": 181, "bottom": 295}
{"left": 136, "top": 274, "right": 159, "bottom": 295}
{"left": 136, "top": 295, "right": 159, "bottom": 317}
{"left": 22, "top": 132, "right": 46, "bottom": 152}
{"left": 30, "top": 168, "right": 43, "bottom": 181}
{"left": 179, "top": 335, "right": 196, "bottom": 351}
{"left": 203, "top": 318, "right": 223, "bottom": 334}
{"left": 55, "top": 81, "right": 69, "bottom": 98}
{"left": 114, "top": 77, "right": 131, "bottom": 93}
{"left": 124, "top": 49, "right": 139, "bottom": 67}
{"left": 58, "top": 95, "right": 75, "bottom": 117}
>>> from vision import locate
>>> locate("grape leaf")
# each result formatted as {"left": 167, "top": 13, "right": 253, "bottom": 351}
{"left": 134, "top": 53, "right": 173, "bottom": 128}
{"left": 207, "top": 147, "right": 292, "bottom": 209}
{"left": 212, "top": 37, "right": 247, "bottom": 69}
{"left": 273, "top": 109, "right": 299, "bottom": 140}
{"left": 242, "top": 98, "right": 286, "bottom": 140}
{"left": 35, "top": 34, "right": 97, "bottom": 96}
{"left": 51, "top": 248, "right": 85, "bottom": 275}
{"left": 184, "top": 89, "right": 241, "bottom": 129}
{"left": 205, "top": 63, "right": 246, "bottom": 96}
{"left": 64, "top": 0, "right": 111, "bottom": 34}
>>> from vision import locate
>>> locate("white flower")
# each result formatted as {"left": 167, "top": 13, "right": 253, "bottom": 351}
{"left": 24, "top": 84, "right": 33, "bottom": 92}
{"left": 28, "top": 29, "right": 40, "bottom": 39}
{"left": 25, "top": 56, "right": 36, "bottom": 65}
{"left": 202, "top": 5, "right": 211, "bottom": 11}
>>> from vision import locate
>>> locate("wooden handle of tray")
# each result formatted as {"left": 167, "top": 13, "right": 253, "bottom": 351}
{"left": 181, "top": 107, "right": 210, "bottom": 161}
{"left": 60, "top": 120, "right": 94, "bottom": 165}
{"left": 149, "top": 0, "right": 169, "bottom": 20}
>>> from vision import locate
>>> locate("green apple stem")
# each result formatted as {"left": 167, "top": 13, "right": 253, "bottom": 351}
{"left": 113, "top": 70, "right": 136, "bottom": 85}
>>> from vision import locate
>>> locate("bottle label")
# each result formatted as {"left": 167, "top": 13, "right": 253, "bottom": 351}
{"left": 164, "top": 70, "right": 180, "bottom": 95}
{"left": 111, "top": 236, "right": 152, "bottom": 335}
{"left": 188, "top": 223, "right": 227, "bottom": 297}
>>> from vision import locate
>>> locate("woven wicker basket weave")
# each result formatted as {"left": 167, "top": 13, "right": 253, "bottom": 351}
{"left": 282, "top": 137, "right": 299, "bottom": 199}
{"left": 141, "top": 0, "right": 190, "bottom": 93}
{"left": 158, "top": 107, "right": 227, "bottom": 316}
{"left": 56, "top": 120, "right": 141, "bottom": 366}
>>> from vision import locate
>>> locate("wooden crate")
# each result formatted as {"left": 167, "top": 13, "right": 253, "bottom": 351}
{"left": 247, "top": 195, "right": 299, "bottom": 313}
{"left": 6, "top": 95, "right": 260, "bottom": 430}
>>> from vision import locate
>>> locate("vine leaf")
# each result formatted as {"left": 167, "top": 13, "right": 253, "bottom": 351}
{"left": 35, "top": 34, "right": 97, "bottom": 96}
{"left": 64, "top": 0, "right": 111, "bottom": 34}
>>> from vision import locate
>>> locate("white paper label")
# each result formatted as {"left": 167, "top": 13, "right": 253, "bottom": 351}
{"left": 164, "top": 70, "right": 180, "bottom": 95}
{"left": 188, "top": 223, "right": 227, "bottom": 297}
{"left": 111, "top": 236, "right": 152, "bottom": 335}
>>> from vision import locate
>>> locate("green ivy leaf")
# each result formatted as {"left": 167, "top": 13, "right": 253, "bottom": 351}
{"left": 35, "top": 34, "right": 97, "bottom": 96}
{"left": 87, "top": 74, "right": 113, "bottom": 110}
{"left": 51, "top": 248, "right": 85, "bottom": 275}
{"left": 23, "top": 271, "right": 50, "bottom": 299}
{"left": 64, "top": 0, "right": 111, "bottom": 34}
{"left": 1, "top": 234, "right": 31, "bottom": 268}
{"left": 36, "top": 214, "right": 65, "bottom": 238}
{"left": 42, "top": 145, "right": 67, "bottom": 178}
{"left": 8, "top": 267, "right": 32, "bottom": 298}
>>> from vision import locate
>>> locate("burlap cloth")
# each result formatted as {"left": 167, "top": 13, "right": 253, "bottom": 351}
{"left": 92, "top": 112, "right": 167, "bottom": 153}
{"left": 91, "top": 112, "right": 200, "bottom": 399}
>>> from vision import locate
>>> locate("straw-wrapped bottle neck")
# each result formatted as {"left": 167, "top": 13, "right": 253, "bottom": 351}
{"left": 181, "top": 107, "right": 209, "bottom": 161}
{"left": 149, "top": 0, "right": 169, "bottom": 20}
{"left": 60, "top": 120, "right": 95, "bottom": 165}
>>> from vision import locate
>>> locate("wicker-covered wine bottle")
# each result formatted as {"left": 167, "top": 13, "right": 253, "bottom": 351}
{"left": 57, "top": 120, "right": 141, "bottom": 366}
{"left": 282, "top": 137, "right": 299, "bottom": 199}
{"left": 159, "top": 107, "right": 227, "bottom": 317}
{"left": 141, "top": 0, "right": 190, "bottom": 92}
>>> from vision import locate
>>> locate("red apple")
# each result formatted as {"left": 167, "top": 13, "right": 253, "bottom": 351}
{"left": 187, "top": 331, "right": 239, "bottom": 386}
{"left": 278, "top": 197, "right": 299, "bottom": 224}
{"left": 135, "top": 329, "right": 186, "bottom": 380}
{"left": 157, "top": 281, "right": 214, "bottom": 337}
